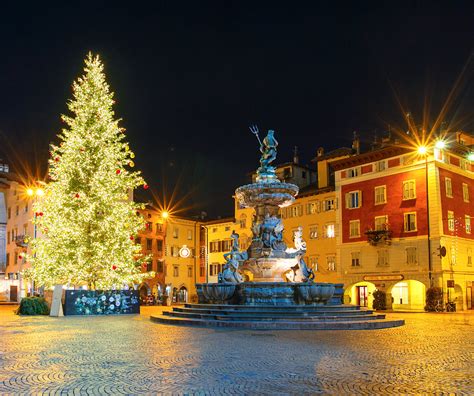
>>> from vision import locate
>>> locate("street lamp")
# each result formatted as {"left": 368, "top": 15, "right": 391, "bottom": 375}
{"left": 417, "top": 145, "right": 433, "bottom": 287}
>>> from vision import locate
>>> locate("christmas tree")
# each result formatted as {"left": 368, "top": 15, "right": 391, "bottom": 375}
{"left": 29, "top": 53, "right": 152, "bottom": 289}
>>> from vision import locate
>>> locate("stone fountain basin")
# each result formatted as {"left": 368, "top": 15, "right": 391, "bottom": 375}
{"left": 235, "top": 182, "right": 299, "bottom": 208}
{"left": 295, "top": 283, "right": 336, "bottom": 305}
{"left": 200, "top": 283, "right": 236, "bottom": 304}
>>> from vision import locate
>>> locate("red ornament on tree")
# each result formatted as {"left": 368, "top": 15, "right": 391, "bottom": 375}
{"left": 130, "top": 235, "right": 134, "bottom": 241}
{"left": 112, "top": 265, "right": 117, "bottom": 270}
{"left": 75, "top": 193, "right": 80, "bottom": 198}
{"left": 143, "top": 184, "right": 149, "bottom": 190}
{"left": 116, "top": 169, "right": 121, "bottom": 175}
{"left": 39, "top": 212, "right": 43, "bottom": 217}
{"left": 18, "top": 255, "right": 23, "bottom": 260}
{"left": 55, "top": 157, "right": 60, "bottom": 162}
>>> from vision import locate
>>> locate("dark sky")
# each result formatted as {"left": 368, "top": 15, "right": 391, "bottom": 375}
{"left": 1, "top": 2, "right": 474, "bottom": 217}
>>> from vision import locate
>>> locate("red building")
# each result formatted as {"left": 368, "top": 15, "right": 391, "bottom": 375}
{"left": 332, "top": 132, "right": 474, "bottom": 311}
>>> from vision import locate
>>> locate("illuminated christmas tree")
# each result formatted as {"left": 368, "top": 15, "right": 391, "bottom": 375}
{"left": 29, "top": 53, "right": 152, "bottom": 289}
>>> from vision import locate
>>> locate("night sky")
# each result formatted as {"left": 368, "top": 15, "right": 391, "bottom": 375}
{"left": 1, "top": 2, "right": 473, "bottom": 217}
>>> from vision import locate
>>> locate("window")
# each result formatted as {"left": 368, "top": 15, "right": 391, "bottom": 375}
{"left": 145, "top": 221, "right": 152, "bottom": 231}
{"left": 156, "top": 223, "right": 163, "bottom": 233}
{"left": 171, "top": 246, "right": 179, "bottom": 257}
{"left": 450, "top": 247, "right": 456, "bottom": 265}
{"left": 323, "top": 199, "right": 335, "bottom": 211}
{"left": 463, "top": 183, "right": 469, "bottom": 202}
{"left": 466, "top": 215, "right": 471, "bottom": 234}
{"left": 325, "top": 223, "right": 335, "bottom": 238}
{"left": 306, "top": 201, "right": 319, "bottom": 214}
{"left": 349, "top": 220, "right": 360, "bottom": 238}
{"left": 212, "top": 227, "right": 218, "bottom": 233}
{"left": 135, "top": 237, "right": 142, "bottom": 246}
{"left": 402, "top": 180, "right": 416, "bottom": 200}
{"left": 210, "top": 241, "right": 220, "bottom": 253}
{"left": 377, "top": 249, "right": 389, "bottom": 266}
{"left": 283, "top": 167, "right": 292, "bottom": 179}
{"left": 406, "top": 247, "right": 417, "bottom": 265}
{"left": 187, "top": 229, "right": 193, "bottom": 240}
{"left": 404, "top": 212, "right": 417, "bottom": 232}
{"left": 146, "top": 238, "right": 152, "bottom": 251}
{"left": 374, "top": 186, "right": 386, "bottom": 205}
{"left": 288, "top": 205, "right": 303, "bottom": 217}
{"left": 445, "top": 177, "right": 453, "bottom": 198}
{"left": 309, "top": 225, "right": 318, "bottom": 239}
{"left": 146, "top": 262, "right": 153, "bottom": 272}
{"left": 188, "top": 266, "right": 193, "bottom": 277}
{"left": 347, "top": 167, "right": 359, "bottom": 178}
{"left": 345, "top": 191, "right": 361, "bottom": 209}
{"left": 24, "top": 204, "right": 28, "bottom": 213}
{"left": 239, "top": 215, "right": 247, "bottom": 228}
{"left": 351, "top": 252, "right": 360, "bottom": 267}
{"left": 327, "top": 255, "right": 336, "bottom": 271}
{"left": 173, "top": 227, "right": 179, "bottom": 238}
{"left": 199, "top": 266, "right": 205, "bottom": 277}
{"left": 375, "top": 215, "right": 388, "bottom": 231}
{"left": 157, "top": 239, "right": 163, "bottom": 254}
{"left": 15, "top": 206, "right": 19, "bottom": 216}
{"left": 173, "top": 265, "right": 179, "bottom": 277}
{"left": 375, "top": 160, "right": 386, "bottom": 172}
{"left": 460, "top": 159, "right": 468, "bottom": 170}
{"left": 448, "top": 211, "right": 454, "bottom": 232}
{"left": 221, "top": 239, "right": 232, "bottom": 252}
{"left": 157, "top": 261, "right": 164, "bottom": 273}
{"left": 225, "top": 226, "right": 231, "bottom": 231}
{"left": 468, "top": 248, "right": 472, "bottom": 267}
{"left": 309, "top": 256, "right": 318, "bottom": 271}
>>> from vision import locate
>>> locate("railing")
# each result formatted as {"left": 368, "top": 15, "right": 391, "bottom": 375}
{"left": 365, "top": 229, "right": 392, "bottom": 246}
{"left": 14, "top": 235, "right": 29, "bottom": 248}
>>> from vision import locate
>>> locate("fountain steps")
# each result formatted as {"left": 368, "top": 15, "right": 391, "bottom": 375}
{"left": 151, "top": 304, "right": 404, "bottom": 330}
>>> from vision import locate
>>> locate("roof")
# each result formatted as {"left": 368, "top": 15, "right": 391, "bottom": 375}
{"left": 330, "top": 145, "right": 409, "bottom": 171}
{"left": 311, "top": 147, "right": 353, "bottom": 162}
{"left": 297, "top": 183, "right": 334, "bottom": 198}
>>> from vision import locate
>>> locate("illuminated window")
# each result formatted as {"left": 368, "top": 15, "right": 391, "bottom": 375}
{"left": 351, "top": 252, "right": 360, "bottom": 267}
{"left": 463, "top": 183, "right": 469, "bottom": 202}
{"left": 402, "top": 180, "right": 416, "bottom": 200}
{"left": 375, "top": 215, "right": 388, "bottom": 231}
{"left": 460, "top": 159, "right": 468, "bottom": 170}
{"left": 448, "top": 211, "right": 455, "bottom": 231}
{"left": 374, "top": 185, "right": 387, "bottom": 205}
{"left": 345, "top": 191, "right": 362, "bottom": 209}
{"left": 323, "top": 199, "right": 335, "bottom": 211}
{"left": 466, "top": 215, "right": 471, "bottom": 234}
{"left": 171, "top": 246, "right": 179, "bottom": 257}
{"left": 309, "top": 256, "right": 319, "bottom": 271}
{"left": 404, "top": 212, "right": 417, "bottom": 232}
{"left": 445, "top": 177, "right": 453, "bottom": 198}
{"left": 221, "top": 240, "right": 232, "bottom": 252}
{"left": 327, "top": 255, "right": 336, "bottom": 271}
{"left": 377, "top": 249, "right": 389, "bottom": 266}
{"left": 349, "top": 220, "right": 360, "bottom": 238}
{"left": 375, "top": 160, "right": 386, "bottom": 172}
{"left": 306, "top": 201, "right": 319, "bottom": 214}
{"left": 406, "top": 247, "right": 417, "bottom": 265}
{"left": 325, "top": 223, "right": 335, "bottom": 238}
{"left": 210, "top": 241, "right": 219, "bottom": 253}
{"left": 239, "top": 215, "right": 247, "bottom": 228}
{"left": 156, "top": 223, "right": 163, "bottom": 233}
{"left": 309, "top": 225, "right": 318, "bottom": 239}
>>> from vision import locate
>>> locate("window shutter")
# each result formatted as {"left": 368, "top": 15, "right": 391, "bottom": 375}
{"left": 359, "top": 191, "right": 362, "bottom": 207}
{"left": 298, "top": 205, "right": 303, "bottom": 216}
{"left": 316, "top": 201, "right": 321, "bottom": 213}
{"left": 345, "top": 193, "right": 350, "bottom": 209}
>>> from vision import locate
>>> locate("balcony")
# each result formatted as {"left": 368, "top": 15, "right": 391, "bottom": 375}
{"left": 14, "top": 235, "right": 30, "bottom": 248}
{"left": 365, "top": 229, "right": 392, "bottom": 246}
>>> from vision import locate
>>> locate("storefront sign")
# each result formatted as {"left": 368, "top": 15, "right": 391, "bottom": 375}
{"left": 363, "top": 275, "right": 404, "bottom": 282}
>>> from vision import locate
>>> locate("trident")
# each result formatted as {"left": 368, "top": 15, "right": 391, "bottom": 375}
{"left": 249, "top": 125, "right": 262, "bottom": 146}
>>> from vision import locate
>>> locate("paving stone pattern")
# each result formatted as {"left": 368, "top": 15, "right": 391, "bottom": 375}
{"left": 0, "top": 306, "right": 473, "bottom": 395}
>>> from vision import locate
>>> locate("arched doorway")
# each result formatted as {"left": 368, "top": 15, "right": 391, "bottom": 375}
{"left": 450, "top": 284, "right": 464, "bottom": 311}
{"left": 175, "top": 286, "right": 188, "bottom": 303}
{"left": 389, "top": 280, "right": 426, "bottom": 311}
{"left": 344, "top": 282, "right": 376, "bottom": 308}
{"left": 138, "top": 283, "right": 150, "bottom": 304}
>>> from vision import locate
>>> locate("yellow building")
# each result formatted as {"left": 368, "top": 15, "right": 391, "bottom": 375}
{"left": 0, "top": 168, "right": 43, "bottom": 301}
{"left": 137, "top": 206, "right": 202, "bottom": 303}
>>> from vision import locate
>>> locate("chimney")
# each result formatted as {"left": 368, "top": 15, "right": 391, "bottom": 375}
{"left": 352, "top": 131, "right": 360, "bottom": 155}
{"left": 293, "top": 146, "right": 299, "bottom": 164}
{"left": 317, "top": 147, "right": 324, "bottom": 157}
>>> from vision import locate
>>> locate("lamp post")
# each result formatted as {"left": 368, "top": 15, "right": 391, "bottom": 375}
{"left": 26, "top": 185, "right": 44, "bottom": 296}
{"left": 417, "top": 146, "right": 433, "bottom": 287}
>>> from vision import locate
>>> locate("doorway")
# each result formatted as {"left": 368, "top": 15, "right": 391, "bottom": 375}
{"left": 356, "top": 285, "right": 368, "bottom": 307}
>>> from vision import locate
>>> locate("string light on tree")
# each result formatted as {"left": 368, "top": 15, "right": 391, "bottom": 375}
{"left": 28, "top": 53, "right": 153, "bottom": 289}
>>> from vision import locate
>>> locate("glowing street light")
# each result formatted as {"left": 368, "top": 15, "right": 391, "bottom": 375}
{"left": 417, "top": 145, "right": 428, "bottom": 155}
{"left": 468, "top": 153, "right": 474, "bottom": 162}
{"left": 435, "top": 140, "right": 446, "bottom": 150}
{"left": 161, "top": 211, "right": 169, "bottom": 219}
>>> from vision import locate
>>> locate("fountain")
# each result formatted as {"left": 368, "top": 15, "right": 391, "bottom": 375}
{"left": 151, "top": 128, "right": 404, "bottom": 329}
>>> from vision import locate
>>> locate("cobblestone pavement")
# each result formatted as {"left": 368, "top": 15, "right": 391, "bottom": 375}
{"left": 1, "top": 305, "right": 473, "bottom": 395}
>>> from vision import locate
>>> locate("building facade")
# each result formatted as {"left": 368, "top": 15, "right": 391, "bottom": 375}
{"left": 332, "top": 132, "right": 474, "bottom": 311}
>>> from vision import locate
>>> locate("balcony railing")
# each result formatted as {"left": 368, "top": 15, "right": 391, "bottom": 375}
{"left": 365, "top": 229, "right": 392, "bottom": 246}
{"left": 14, "top": 235, "right": 30, "bottom": 248}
